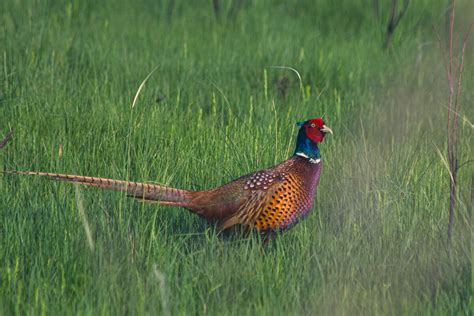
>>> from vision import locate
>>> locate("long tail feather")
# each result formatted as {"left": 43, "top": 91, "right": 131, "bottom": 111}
{"left": 2, "top": 170, "right": 193, "bottom": 205}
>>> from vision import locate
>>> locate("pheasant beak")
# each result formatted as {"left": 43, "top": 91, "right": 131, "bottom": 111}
{"left": 320, "top": 125, "right": 333, "bottom": 135}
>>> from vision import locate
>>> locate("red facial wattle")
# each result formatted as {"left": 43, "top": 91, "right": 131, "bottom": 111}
{"left": 305, "top": 127, "right": 325, "bottom": 143}
{"left": 304, "top": 118, "right": 326, "bottom": 143}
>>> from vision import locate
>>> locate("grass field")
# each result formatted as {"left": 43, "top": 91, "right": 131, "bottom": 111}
{"left": 1, "top": 0, "right": 473, "bottom": 314}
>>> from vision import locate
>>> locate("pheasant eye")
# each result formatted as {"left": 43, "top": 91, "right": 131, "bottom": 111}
{"left": 310, "top": 123, "right": 316, "bottom": 128}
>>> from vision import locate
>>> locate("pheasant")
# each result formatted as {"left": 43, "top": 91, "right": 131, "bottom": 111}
{"left": 4, "top": 118, "right": 332, "bottom": 234}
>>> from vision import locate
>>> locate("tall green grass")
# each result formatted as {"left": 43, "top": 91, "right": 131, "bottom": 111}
{"left": 1, "top": 0, "right": 472, "bottom": 314}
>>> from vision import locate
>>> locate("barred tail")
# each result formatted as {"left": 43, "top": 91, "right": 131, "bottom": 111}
{"left": 3, "top": 171, "right": 193, "bottom": 205}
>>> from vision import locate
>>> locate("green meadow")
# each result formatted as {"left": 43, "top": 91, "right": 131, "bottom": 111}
{"left": 1, "top": 0, "right": 472, "bottom": 314}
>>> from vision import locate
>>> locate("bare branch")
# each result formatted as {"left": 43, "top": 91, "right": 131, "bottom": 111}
{"left": 0, "top": 129, "right": 13, "bottom": 149}
{"left": 213, "top": 0, "right": 220, "bottom": 18}
{"left": 384, "top": 0, "right": 410, "bottom": 49}
{"left": 392, "top": 0, "right": 409, "bottom": 28}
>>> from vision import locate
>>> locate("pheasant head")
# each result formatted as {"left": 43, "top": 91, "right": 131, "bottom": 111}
{"left": 294, "top": 117, "right": 332, "bottom": 161}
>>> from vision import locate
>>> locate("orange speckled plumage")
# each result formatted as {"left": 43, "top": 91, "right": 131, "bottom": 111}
{"left": 219, "top": 156, "right": 321, "bottom": 232}
{"left": 255, "top": 173, "right": 310, "bottom": 231}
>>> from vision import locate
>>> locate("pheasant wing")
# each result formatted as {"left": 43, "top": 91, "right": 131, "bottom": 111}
{"left": 218, "top": 171, "right": 285, "bottom": 231}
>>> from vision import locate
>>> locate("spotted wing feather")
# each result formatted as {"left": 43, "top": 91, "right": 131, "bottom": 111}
{"left": 219, "top": 171, "right": 284, "bottom": 231}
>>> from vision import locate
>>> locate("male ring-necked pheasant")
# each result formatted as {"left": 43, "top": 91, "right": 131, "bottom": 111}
{"left": 5, "top": 118, "right": 332, "bottom": 234}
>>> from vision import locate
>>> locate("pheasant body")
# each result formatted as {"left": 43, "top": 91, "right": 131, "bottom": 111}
{"left": 254, "top": 157, "right": 321, "bottom": 231}
{"left": 4, "top": 117, "right": 332, "bottom": 236}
